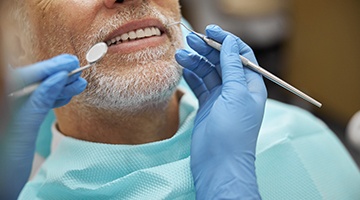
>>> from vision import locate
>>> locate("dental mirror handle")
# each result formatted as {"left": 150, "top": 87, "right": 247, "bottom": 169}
{"left": 7, "top": 64, "right": 93, "bottom": 98}
{"left": 68, "top": 63, "right": 92, "bottom": 76}
{"left": 8, "top": 82, "right": 41, "bottom": 98}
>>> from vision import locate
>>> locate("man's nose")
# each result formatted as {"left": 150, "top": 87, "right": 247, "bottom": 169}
{"left": 104, "top": 0, "right": 142, "bottom": 9}
{"left": 104, "top": 0, "right": 123, "bottom": 9}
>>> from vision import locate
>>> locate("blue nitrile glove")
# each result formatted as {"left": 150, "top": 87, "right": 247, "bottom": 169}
{"left": 0, "top": 54, "right": 87, "bottom": 199}
{"left": 175, "top": 25, "right": 267, "bottom": 199}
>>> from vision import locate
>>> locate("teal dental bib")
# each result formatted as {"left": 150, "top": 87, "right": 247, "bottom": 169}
{"left": 19, "top": 90, "right": 198, "bottom": 200}
{"left": 21, "top": 97, "right": 360, "bottom": 199}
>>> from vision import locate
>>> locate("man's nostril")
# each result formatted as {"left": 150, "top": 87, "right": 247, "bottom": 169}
{"left": 115, "top": 0, "right": 125, "bottom": 3}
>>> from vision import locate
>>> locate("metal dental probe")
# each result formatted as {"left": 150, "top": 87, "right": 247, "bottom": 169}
{"left": 168, "top": 22, "right": 322, "bottom": 108}
{"left": 8, "top": 42, "right": 108, "bottom": 98}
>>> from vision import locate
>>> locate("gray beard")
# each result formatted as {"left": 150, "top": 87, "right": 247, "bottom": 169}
{"left": 73, "top": 46, "right": 183, "bottom": 113}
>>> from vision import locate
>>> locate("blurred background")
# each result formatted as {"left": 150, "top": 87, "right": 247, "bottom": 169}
{"left": 179, "top": 0, "right": 360, "bottom": 166}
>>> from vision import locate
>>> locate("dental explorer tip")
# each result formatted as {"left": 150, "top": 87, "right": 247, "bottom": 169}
{"left": 166, "top": 21, "right": 182, "bottom": 28}
{"left": 167, "top": 21, "right": 195, "bottom": 34}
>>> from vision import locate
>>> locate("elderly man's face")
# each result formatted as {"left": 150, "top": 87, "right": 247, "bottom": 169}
{"left": 23, "top": 0, "right": 183, "bottom": 111}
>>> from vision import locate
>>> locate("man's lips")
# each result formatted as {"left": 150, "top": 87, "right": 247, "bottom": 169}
{"left": 103, "top": 19, "right": 168, "bottom": 53}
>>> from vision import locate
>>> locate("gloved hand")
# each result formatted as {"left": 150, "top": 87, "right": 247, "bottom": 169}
{"left": 0, "top": 54, "right": 87, "bottom": 199}
{"left": 175, "top": 25, "right": 267, "bottom": 199}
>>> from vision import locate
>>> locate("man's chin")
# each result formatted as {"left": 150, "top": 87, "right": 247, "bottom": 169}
{"left": 74, "top": 60, "right": 183, "bottom": 114}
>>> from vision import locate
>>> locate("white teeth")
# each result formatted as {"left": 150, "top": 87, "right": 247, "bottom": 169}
{"left": 151, "top": 27, "right": 157, "bottom": 35}
{"left": 150, "top": 27, "right": 161, "bottom": 36}
{"left": 129, "top": 31, "right": 136, "bottom": 40}
{"left": 106, "top": 27, "right": 162, "bottom": 46}
{"left": 121, "top": 33, "right": 129, "bottom": 41}
{"left": 155, "top": 28, "right": 161, "bottom": 36}
{"left": 144, "top": 28, "right": 152, "bottom": 37}
{"left": 136, "top": 29, "right": 145, "bottom": 39}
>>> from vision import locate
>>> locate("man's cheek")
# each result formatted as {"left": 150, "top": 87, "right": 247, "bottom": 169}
{"left": 152, "top": 0, "right": 180, "bottom": 13}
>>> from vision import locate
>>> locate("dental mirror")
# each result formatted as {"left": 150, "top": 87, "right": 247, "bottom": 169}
{"left": 9, "top": 42, "right": 108, "bottom": 98}
{"left": 86, "top": 42, "right": 108, "bottom": 64}
{"left": 68, "top": 42, "right": 108, "bottom": 76}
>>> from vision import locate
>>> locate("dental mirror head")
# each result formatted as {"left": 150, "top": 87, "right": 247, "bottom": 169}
{"left": 67, "top": 42, "right": 108, "bottom": 77}
{"left": 86, "top": 42, "right": 108, "bottom": 64}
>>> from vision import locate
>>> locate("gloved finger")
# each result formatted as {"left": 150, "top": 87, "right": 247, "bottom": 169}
{"left": 66, "top": 70, "right": 83, "bottom": 86}
{"left": 205, "top": 25, "right": 258, "bottom": 65}
{"left": 27, "top": 71, "right": 69, "bottom": 114}
{"left": 220, "top": 35, "right": 248, "bottom": 98}
{"left": 187, "top": 34, "right": 220, "bottom": 65}
{"left": 53, "top": 97, "right": 73, "bottom": 108}
{"left": 13, "top": 54, "right": 80, "bottom": 90}
{"left": 175, "top": 49, "right": 221, "bottom": 92}
{"left": 183, "top": 68, "right": 209, "bottom": 104}
{"left": 176, "top": 50, "right": 210, "bottom": 101}
{"left": 58, "top": 77, "right": 87, "bottom": 99}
